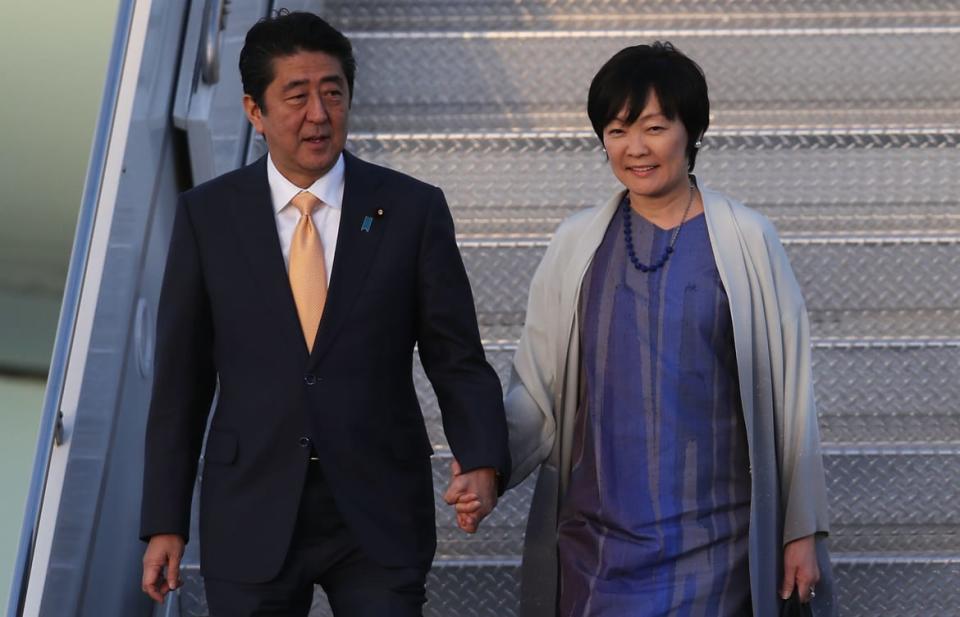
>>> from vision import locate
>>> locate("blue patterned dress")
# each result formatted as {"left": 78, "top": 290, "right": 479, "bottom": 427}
{"left": 557, "top": 197, "right": 753, "bottom": 617}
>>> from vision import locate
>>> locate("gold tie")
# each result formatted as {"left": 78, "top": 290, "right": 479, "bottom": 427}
{"left": 288, "top": 191, "right": 327, "bottom": 352}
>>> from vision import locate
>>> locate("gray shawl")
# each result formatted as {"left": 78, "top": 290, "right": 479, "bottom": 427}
{"left": 504, "top": 184, "right": 836, "bottom": 617}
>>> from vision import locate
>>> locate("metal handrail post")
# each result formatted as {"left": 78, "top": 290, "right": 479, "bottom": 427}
{"left": 5, "top": 1, "right": 138, "bottom": 614}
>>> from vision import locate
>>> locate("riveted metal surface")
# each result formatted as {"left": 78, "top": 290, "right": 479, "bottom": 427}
{"left": 348, "top": 106, "right": 960, "bottom": 132}
{"left": 175, "top": 562, "right": 526, "bottom": 617}
{"left": 428, "top": 445, "right": 960, "bottom": 551}
{"left": 813, "top": 343, "right": 960, "bottom": 444}
{"left": 474, "top": 309, "right": 960, "bottom": 344}
{"left": 419, "top": 452, "right": 960, "bottom": 557}
{"left": 348, "top": 133, "right": 960, "bottom": 200}
{"left": 454, "top": 240, "right": 960, "bottom": 325}
{"left": 754, "top": 308, "right": 960, "bottom": 341}
{"left": 171, "top": 570, "right": 207, "bottom": 617}
{"left": 172, "top": 1, "right": 960, "bottom": 615}
{"left": 823, "top": 448, "right": 960, "bottom": 525}
{"left": 415, "top": 342, "right": 960, "bottom": 449}
{"left": 328, "top": 0, "right": 960, "bottom": 32}
{"left": 832, "top": 557, "right": 960, "bottom": 616}
{"left": 346, "top": 35, "right": 960, "bottom": 116}
{"left": 176, "top": 557, "right": 960, "bottom": 617}
{"left": 348, "top": 133, "right": 960, "bottom": 237}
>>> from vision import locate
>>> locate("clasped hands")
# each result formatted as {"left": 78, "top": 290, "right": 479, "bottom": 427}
{"left": 442, "top": 458, "right": 498, "bottom": 533}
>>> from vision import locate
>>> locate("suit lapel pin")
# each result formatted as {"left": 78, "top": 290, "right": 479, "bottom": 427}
{"left": 361, "top": 208, "right": 384, "bottom": 233}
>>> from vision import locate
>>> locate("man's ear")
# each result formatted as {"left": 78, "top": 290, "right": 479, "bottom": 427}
{"left": 243, "top": 94, "right": 264, "bottom": 133}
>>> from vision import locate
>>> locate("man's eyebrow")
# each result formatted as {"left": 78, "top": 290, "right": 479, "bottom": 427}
{"left": 280, "top": 75, "right": 345, "bottom": 93}
{"left": 281, "top": 79, "right": 309, "bottom": 93}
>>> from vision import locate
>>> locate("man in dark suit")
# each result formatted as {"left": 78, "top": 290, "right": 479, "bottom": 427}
{"left": 139, "top": 11, "right": 509, "bottom": 616}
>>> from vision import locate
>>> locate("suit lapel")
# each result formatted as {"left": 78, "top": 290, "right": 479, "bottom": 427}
{"left": 228, "top": 156, "right": 307, "bottom": 357}
{"left": 308, "top": 152, "right": 388, "bottom": 366}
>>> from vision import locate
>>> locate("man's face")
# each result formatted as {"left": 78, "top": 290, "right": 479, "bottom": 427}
{"left": 243, "top": 50, "right": 350, "bottom": 187}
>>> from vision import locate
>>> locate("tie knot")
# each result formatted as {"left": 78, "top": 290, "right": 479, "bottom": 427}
{"left": 291, "top": 191, "right": 322, "bottom": 217}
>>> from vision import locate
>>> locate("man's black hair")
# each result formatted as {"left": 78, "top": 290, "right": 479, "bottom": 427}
{"left": 239, "top": 10, "right": 356, "bottom": 112}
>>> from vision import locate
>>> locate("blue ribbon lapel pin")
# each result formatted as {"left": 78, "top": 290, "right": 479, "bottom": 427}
{"left": 361, "top": 208, "right": 385, "bottom": 233}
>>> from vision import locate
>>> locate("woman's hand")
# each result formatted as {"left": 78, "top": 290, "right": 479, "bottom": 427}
{"left": 781, "top": 535, "right": 820, "bottom": 603}
{"left": 443, "top": 458, "right": 498, "bottom": 533}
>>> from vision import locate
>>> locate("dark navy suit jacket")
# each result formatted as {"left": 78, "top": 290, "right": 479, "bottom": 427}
{"left": 140, "top": 152, "right": 510, "bottom": 583}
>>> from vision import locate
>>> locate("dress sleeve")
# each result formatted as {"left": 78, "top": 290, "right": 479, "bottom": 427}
{"left": 503, "top": 227, "right": 565, "bottom": 488}
{"left": 763, "top": 224, "right": 831, "bottom": 543}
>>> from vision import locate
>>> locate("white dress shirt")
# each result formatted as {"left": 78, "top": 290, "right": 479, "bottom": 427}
{"left": 267, "top": 153, "right": 345, "bottom": 284}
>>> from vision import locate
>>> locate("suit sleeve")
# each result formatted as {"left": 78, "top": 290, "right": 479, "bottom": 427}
{"left": 139, "top": 195, "right": 217, "bottom": 542}
{"left": 415, "top": 186, "right": 511, "bottom": 486}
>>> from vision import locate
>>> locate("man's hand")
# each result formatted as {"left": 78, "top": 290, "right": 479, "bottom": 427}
{"left": 443, "top": 458, "right": 498, "bottom": 534}
{"left": 781, "top": 534, "right": 820, "bottom": 603}
{"left": 142, "top": 533, "right": 185, "bottom": 603}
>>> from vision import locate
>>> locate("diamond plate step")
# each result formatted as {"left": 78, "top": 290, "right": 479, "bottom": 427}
{"left": 455, "top": 238, "right": 960, "bottom": 330}
{"left": 174, "top": 554, "right": 960, "bottom": 617}
{"left": 172, "top": 442, "right": 960, "bottom": 572}
{"left": 170, "top": 434, "right": 959, "bottom": 612}
{"left": 475, "top": 309, "right": 960, "bottom": 343}
{"left": 163, "top": 3, "right": 960, "bottom": 616}
{"left": 830, "top": 554, "right": 960, "bottom": 616}
{"left": 349, "top": 103, "right": 960, "bottom": 133}
{"left": 348, "top": 103, "right": 960, "bottom": 133}
{"left": 819, "top": 447, "right": 960, "bottom": 553}
{"left": 415, "top": 340, "right": 960, "bottom": 450}
{"left": 327, "top": 0, "right": 960, "bottom": 32}
{"left": 344, "top": 31, "right": 959, "bottom": 129}
{"left": 444, "top": 202, "right": 960, "bottom": 243}
{"left": 174, "top": 560, "right": 524, "bottom": 617}
{"left": 424, "top": 446, "right": 960, "bottom": 557}
{"left": 347, "top": 133, "right": 960, "bottom": 237}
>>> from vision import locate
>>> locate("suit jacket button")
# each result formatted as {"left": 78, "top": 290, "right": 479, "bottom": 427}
{"left": 298, "top": 437, "right": 311, "bottom": 448}
{"left": 304, "top": 375, "right": 316, "bottom": 386}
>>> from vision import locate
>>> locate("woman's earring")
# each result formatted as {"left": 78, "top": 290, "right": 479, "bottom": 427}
{"left": 694, "top": 139, "right": 703, "bottom": 149}
{"left": 602, "top": 148, "right": 609, "bottom": 161}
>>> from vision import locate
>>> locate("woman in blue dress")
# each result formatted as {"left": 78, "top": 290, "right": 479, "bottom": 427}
{"left": 497, "top": 43, "right": 835, "bottom": 617}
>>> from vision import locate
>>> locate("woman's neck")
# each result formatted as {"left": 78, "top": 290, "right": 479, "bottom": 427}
{"left": 627, "top": 179, "right": 700, "bottom": 229}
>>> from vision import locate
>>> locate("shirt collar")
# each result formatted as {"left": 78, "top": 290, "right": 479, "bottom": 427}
{"left": 267, "top": 152, "right": 345, "bottom": 214}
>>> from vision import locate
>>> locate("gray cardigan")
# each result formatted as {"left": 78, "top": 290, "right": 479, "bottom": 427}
{"left": 505, "top": 184, "right": 836, "bottom": 617}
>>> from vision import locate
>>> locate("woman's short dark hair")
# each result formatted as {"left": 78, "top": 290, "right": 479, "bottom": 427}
{"left": 239, "top": 10, "right": 356, "bottom": 112}
{"left": 587, "top": 42, "right": 709, "bottom": 172}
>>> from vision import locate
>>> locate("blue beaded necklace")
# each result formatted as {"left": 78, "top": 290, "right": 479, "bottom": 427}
{"left": 622, "top": 182, "right": 696, "bottom": 273}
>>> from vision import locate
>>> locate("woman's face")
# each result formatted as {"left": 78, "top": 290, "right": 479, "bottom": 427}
{"left": 602, "top": 91, "right": 691, "bottom": 203}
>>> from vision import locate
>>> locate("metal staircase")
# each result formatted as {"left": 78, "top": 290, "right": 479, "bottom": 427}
{"left": 13, "top": 1, "right": 957, "bottom": 616}
{"left": 325, "top": 1, "right": 960, "bottom": 615}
